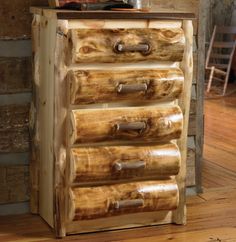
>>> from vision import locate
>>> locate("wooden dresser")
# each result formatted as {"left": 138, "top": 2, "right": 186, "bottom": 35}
{"left": 30, "top": 8, "right": 194, "bottom": 238}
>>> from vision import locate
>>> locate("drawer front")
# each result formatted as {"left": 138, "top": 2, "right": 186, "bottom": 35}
{"left": 70, "top": 143, "right": 181, "bottom": 183}
{"left": 69, "top": 68, "right": 184, "bottom": 105}
{"left": 68, "top": 180, "right": 179, "bottom": 221}
{"left": 67, "top": 28, "right": 185, "bottom": 64}
{"left": 70, "top": 106, "right": 183, "bottom": 144}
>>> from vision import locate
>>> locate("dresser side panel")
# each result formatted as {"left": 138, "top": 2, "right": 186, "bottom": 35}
{"left": 38, "top": 16, "right": 57, "bottom": 228}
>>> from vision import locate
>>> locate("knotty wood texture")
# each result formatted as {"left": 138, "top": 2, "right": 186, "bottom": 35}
{"left": 31, "top": 15, "right": 193, "bottom": 236}
{"left": 70, "top": 143, "right": 181, "bottom": 183}
{"left": 0, "top": 57, "right": 32, "bottom": 94}
{"left": 0, "top": 104, "right": 29, "bottom": 153}
{"left": 71, "top": 106, "right": 183, "bottom": 144}
{"left": 67, "top": 28, "right": 185, "bottom": 64}
{"left": 69, "top": 68, "right": 184, "bottom": 105}
{"left": 172, "top": 20, "right": 193, "bottom": 225}
{"left": 69, "top": 180, "right": 179, "bottom": 221}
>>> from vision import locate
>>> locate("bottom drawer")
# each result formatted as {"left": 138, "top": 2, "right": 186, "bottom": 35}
{"left": 68, "top": 179, "right": 179, "bottom": 221}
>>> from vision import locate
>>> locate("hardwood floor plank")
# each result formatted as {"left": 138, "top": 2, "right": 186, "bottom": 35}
{"left": 203, "top": 93, "right": 236, "bottom": 187}
{"left": 115, "top": 228, "right": 236, "bottom": 242}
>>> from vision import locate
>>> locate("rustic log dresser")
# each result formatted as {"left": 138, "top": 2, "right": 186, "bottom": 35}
{"left": 30, "top": 7, "right": 194, "bottom": 238}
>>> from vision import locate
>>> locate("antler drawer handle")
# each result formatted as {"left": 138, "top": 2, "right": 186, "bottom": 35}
{"left": 114, "top": 42, "right": 151, "bottom": 55}
{"left": 113, "top": 199, "right": 144, "bottom": 210}
{"left": 113, "top": 160, "right": 146, "bottom": 172}
{"left": 115, "top": 121, "right": 146, "bottom": 132}
{"left": 117, "top": 83, "right": 148, "bottom": 94}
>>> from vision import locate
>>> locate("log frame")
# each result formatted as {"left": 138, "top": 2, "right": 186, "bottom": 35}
{"left": 30, "top": 10, "right": 193, "bottom": 237}
{"left": 172, "top": 20, "right": 193, "bottom": 224}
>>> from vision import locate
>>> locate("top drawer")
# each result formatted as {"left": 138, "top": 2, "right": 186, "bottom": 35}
{"left": 66, "top": 28, "right": 185, "bottom": 64}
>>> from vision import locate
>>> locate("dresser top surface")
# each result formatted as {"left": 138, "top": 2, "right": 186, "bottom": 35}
{"left": 30, "top": 7, "right": 195, "bottom": 20}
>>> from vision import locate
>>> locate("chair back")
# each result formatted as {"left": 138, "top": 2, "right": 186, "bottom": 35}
{"left": 206, "top": 26, "right": 236, "bottom": 70}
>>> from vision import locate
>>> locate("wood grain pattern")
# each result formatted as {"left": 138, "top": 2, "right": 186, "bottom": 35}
{"left": 172, "top": 20, "right": 193, "bottom": 225}
{"left": 30, "top": 15, "right": 41, "bottom": 214}
{"left": 30, "top": 14, "right": 194, "bottom": 236}
{"left": 70, "top": 143, "right": 181, "bottom": 183}
{"left": 67, "top": 28, "right": 185, "bottom": 64}
{"left": 69, "top": 179, "right": 179, "bottom": 221}
{"left": 37, "top": 16, "right": 57, "bottom": 229}
{"left": 70, "top": 106, "right": 183, "bottom": 144}
{"left": 188, "top": 114, "right": 196, "bottom": 136}
{"left": 69, "top": 68, "right": 184, "bottom": 105}
{"left": 0, "top": 165, "right": 29, "bottom": 204}
{"left": 0, "top": 104, "right": 29, "bottom": 153}
{"left": 151, "top": 0, "right": 198, "bottom": 35}
{"left": 0, "top": 0, "right": 48, "bottom": 39}
{"left": 203, "top": 93, "right": 236, "bottom": 188}
{"left": 0, "top": 57, "right": 32, "bottom": 94}
{"left": 195, "top": 0, "right": 206, "bottom": 193}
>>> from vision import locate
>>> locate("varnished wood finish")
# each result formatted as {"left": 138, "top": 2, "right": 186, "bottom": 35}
{"left": 30, "top": 7, "right": 195, "bottom": 20}
{"left": 69, "top": 180, "right": 179, "bottom": 221}
{"left": 203, "top": 94, "right": 236, "bottom": 188}
{"left": 2, "top": 186, "right": 236, "bottom": 241}
{"left": 70, "top": 106, "right": 183, "bottom": 144}
{"left": 172, "top": 20, "right": 193, "bottom": 225}
{"left": 70, "top": 143, "right": 181, "bottom": 183}
{"left": 69, "top": 69, "right": 184, "bottom": 105}
{"left": 67, "top": 28, "right": 185, "bottom": 64}
{"left": 31, "top": 12, "right": 194, "bottom": 236}
{"left": 2, "top": 95, "right": 236, "bottom": 241}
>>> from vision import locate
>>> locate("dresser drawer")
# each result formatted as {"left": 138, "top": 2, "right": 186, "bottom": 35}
{"left": 70, "top": 143, "right": 181, "bottom": 183}
{"left": 68, "top": 179, "right": 179, "bottom": 221}
{"left": 70, "top": 106, "right": 183, "bottom": 144}
{"left": 69, "top": 68, "right": 184, "bottom": 105}
{"left": 67, "top": 28, "right": 185, "bottom": 64}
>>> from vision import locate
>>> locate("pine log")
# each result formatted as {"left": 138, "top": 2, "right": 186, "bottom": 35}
{"left": 29, "top": 14, "right": 41, "bottom": 214}
{"left": 69, "top": 68, "right": 184, "bottom": 105}
{"left": 67, "top": 28, "right": 185, "bottom": 64}
{"left": 70, "top": 106, "right": 183, "bottom": 144}
{"left": 70, "top": 143, "right": 181, "bottom": 183}
{"left": 69, "top": 179, "right": 179, "bottom": 221}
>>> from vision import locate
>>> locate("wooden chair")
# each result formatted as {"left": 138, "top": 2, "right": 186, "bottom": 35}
{"left": 206, "top": 26, "right": 236, "bottom": 96}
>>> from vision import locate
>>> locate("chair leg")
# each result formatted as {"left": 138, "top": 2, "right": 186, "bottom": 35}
{"left": 222, "top": 71, "right": 230, "bottom": 96}
{"left": 207, "top": 67, "right": 215, "bottom": 93}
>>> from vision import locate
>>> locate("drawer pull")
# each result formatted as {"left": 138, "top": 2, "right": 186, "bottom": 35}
{"left": 115, "top": 121, "right": 146, "bottom": 133}
{"left": 113, "top": 160, "right": 146, "bottom": 172}
{"left": 117, "top": 83, "right": 148, "bottom": 94}
{"left": 113, "top": 199, "right": 144, "bottom": 210}
{"left": 114, "top": 42, "right": 151, "bottom": 55}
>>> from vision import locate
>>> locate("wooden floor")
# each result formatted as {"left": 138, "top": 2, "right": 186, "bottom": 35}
{"left": 1, "top": 94, "right": 236, "bottom": 241}
{"left": 203, "top": 93, "right": 236, "bottom": 188}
